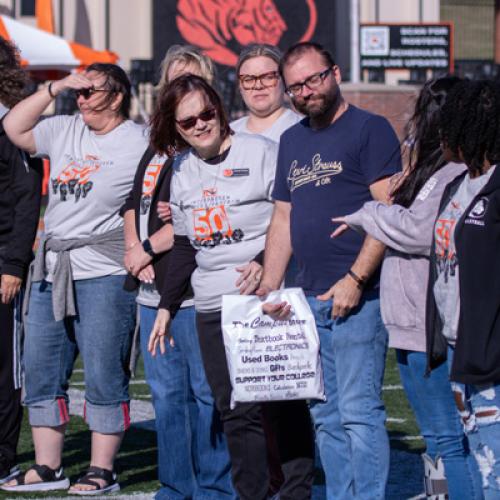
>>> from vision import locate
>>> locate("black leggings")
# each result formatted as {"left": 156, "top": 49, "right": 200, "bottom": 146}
{"left": 0, "top": 299, "right": 23, "bottom": 464}
{"left": 196, "top": 311, "right": 314, "bottom": 500}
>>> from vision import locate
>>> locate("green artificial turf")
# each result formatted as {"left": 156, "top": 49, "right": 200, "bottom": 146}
{"left": 0, "top": 349, "right": 423, "bottom": 497}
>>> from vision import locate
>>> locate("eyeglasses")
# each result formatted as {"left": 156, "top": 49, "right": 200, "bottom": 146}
{"left": 75, "top": 87, "right": 111, "bottom": 100}
{"left": 176, "top": 107, "right": 217, "bottom": 131}
{"left": 285, "top": 67, "right": 333, "bottom": 97}
{"left": 238, "top": 71, "right": 280, "bottom": 90}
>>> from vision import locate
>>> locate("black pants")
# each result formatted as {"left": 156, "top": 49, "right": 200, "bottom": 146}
{"left": 0, "top": 299, "right": 23, "bottom": 464}
{"left": 196, "top": 311, "right": 314, "bottom": 500}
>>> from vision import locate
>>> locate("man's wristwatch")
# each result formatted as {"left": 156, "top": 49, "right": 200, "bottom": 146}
{"left": 141, "top": 239, "right": 156, "bottom": 258}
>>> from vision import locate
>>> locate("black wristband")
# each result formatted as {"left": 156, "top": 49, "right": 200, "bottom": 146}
{"left": 347, "top": 269, "right": 366, "bottom": 289}
{"left": 48, "top": 82, "right": 56, "bottom": 99}
{"left": 141, "top": 238, "right": 156, "bottom": 258}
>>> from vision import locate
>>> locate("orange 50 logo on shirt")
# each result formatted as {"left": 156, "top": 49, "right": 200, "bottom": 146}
{"left": 141, "top": 155, "right": 165, "bottom": 214}
{"left": 190, "top": 189, "right": 244, "bottom": 248}
{"left": 434, "top": 217, "right": 458, "bottom": 283}
{"left": 51, "top": 155, "right": 110, "bottom": 202}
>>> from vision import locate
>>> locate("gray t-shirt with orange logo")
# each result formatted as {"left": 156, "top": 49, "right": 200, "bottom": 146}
{"left": 137, "top": 153, "right": 167, "bottom": 307}
{"left": 170, "top": 133, "right": 277, "bottom": 312}
{"left": 433, "top": 167, "right": 495, "bottom": 344}
{"left": 33, "top": 114, "right": 148, "bottom": 281}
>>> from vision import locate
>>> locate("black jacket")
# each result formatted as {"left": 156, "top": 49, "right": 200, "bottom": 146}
{"left": 426, "top": 165, "right": 500, "bottom": 384}
{"left": 121, "top": 146, "right": 194, "bottom": 305}
{"left": 0, "top": 118, "right": 42, "bottom": 280}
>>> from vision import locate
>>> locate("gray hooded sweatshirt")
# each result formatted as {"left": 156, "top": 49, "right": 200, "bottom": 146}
{"left": 343, "top": 162, "right": 466, "bottom": 352}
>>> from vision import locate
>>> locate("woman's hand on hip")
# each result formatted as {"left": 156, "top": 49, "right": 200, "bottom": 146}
{"left": 148, "top": 308, "right": 173, "bottom": 355}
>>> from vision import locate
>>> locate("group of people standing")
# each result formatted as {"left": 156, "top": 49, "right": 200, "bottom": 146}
{"left": 0, "top": 31, "right": 499, "bottom": 500}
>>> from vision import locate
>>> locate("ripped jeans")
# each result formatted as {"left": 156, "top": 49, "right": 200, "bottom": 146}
{"left": 450, "top": 351, "right": 500, "bottom": 498}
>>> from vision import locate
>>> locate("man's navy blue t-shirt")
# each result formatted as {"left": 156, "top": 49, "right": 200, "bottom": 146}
{"left": 272, "top": 105, "right": 402, "bottom": 296}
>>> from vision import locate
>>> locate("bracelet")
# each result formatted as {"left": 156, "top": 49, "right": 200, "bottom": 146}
{"left": 347, "top": 269, "right": 366, "bottom": 289}
{"left": 47, "top": 82, "right": 56, "bottom": 99}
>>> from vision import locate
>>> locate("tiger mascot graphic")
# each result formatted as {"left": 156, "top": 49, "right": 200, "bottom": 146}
{"left": 176, "top": 0, "right": 317, "bottom": 66}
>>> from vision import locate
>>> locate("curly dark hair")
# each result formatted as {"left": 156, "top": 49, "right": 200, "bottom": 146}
{"left": 0, "top": 36, "right": 28, "bottom": 108}
{"left": 439, "top": 79, "right": 500, "bottom": 176}
{"left": 392, "top": 76, "right": 461, "bottom": 207}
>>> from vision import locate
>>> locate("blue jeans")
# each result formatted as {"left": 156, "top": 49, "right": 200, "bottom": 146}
{"left": 397, "top": 349, "right": 483, "bottom": 499}
{"left": 448, "top": 349, "right": 500, "bottom": 499}
{"left": 24, "top": 276, "right": 135, "bottom": 433}
{"left": 307, "top": 293, "right": 389, "bottom": 500}
{"left": 140, "top": 305, "right": 234, "bottom": 500}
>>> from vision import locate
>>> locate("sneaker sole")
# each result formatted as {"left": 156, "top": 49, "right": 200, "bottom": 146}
{"left": 70, "top": 482, "right": 120, "bottom": 496}
{"left": 0, "top": 468, "right": 21, "bottom": 485}
{"left": 1, "top": 477, "right": 70, "bottom": 492}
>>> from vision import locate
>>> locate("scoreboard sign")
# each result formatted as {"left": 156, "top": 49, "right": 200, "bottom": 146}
{"left": 360, "top": 24, "right": 453, "bottom": 72}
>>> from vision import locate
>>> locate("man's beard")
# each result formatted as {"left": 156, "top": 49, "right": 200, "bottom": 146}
{"left": 294, "top": 87, "right": 339, "bottom": 119}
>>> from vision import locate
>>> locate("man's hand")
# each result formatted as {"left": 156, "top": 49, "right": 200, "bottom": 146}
{"left": 148, "top": 308, "right": 173, "bottom": 355}
{"left": 236, "top": 261, "right": 262, "bottom": 295}
{"left": 255, "top": 283, "right": 292, "bottom": 320}
{"left": 1, "top": 274, "right": 22, "bottom": 304}
{"left": 317, "top": 274, "right": 362, "bottom": 319}
{"left": 124, "top": 241, "right": 152, "bottom": 276}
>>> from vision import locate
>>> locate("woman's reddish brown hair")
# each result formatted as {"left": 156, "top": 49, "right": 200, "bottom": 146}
{"left": 150, "top": 74, "right": 231, "bottom": 155}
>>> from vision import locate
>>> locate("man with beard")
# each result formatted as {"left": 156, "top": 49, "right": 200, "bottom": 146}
{"left": 257, "top": 42, "right": 401, "bottom": 499}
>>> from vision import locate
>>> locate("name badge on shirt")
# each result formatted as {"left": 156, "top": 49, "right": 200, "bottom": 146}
{"left": 223, "top": 168, "right": 250, "bottom": 177}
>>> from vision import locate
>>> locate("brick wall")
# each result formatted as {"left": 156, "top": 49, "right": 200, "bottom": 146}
{"left": 341, "top": 83, "right": 420, "bottom": 140}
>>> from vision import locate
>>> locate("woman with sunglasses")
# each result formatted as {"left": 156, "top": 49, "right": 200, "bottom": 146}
{"left": 147, "top": 74, "right": 314, "bottom": 500}
{"left": 121, "top": 46, "right": 235, "bottom": 499}
{"left": 2, "top": 64, "right": 148, "bottom": 495}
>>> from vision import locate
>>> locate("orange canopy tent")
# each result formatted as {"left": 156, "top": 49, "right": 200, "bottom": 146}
{"left": 0, "top": 9, "right": 120, "bottom": 195}
{"left": 0, "top": 14, "right": 118, "bottom": 79}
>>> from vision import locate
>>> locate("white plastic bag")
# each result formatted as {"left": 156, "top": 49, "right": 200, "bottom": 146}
{"left": 222, "top": 288, "right": 325, "bottom": 408}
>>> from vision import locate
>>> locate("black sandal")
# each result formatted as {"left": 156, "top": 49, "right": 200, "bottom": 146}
{"left": 70, "top": 466, "right": 120, "bottom": 496}
{"left": 0, "top": 464, "right": 69, "bottom": 492}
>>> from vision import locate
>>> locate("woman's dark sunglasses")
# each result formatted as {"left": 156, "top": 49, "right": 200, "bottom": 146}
{"left": 176, "top": 107, "right": 217, "bottom": 131}
{"left": 75, "top": 87, "right": 111, "bottom": 100}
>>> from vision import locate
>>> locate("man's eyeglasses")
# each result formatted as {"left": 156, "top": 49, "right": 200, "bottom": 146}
{"left": 285, "top": 67, "right": 333, "bottom": 97}
{"left": 238, "top": 71, "right": 280, "bottom": 90}
{"left": 176, "top": 107, "right": 217, "bottom": 131}
{"left": 75, "top": 87, "right": 112, "bottom": 100}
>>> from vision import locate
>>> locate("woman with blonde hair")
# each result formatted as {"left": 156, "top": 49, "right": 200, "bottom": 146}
{"left": 159, "top": 44, "right": 215, "bottom": 87}
{"left": 122, "top": 45, "right": 234, "bottom": 499}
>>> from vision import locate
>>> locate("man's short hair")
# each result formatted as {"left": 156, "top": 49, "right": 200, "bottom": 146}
{"left": 279, "top": 42, "right": 336, "bottom": 80}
